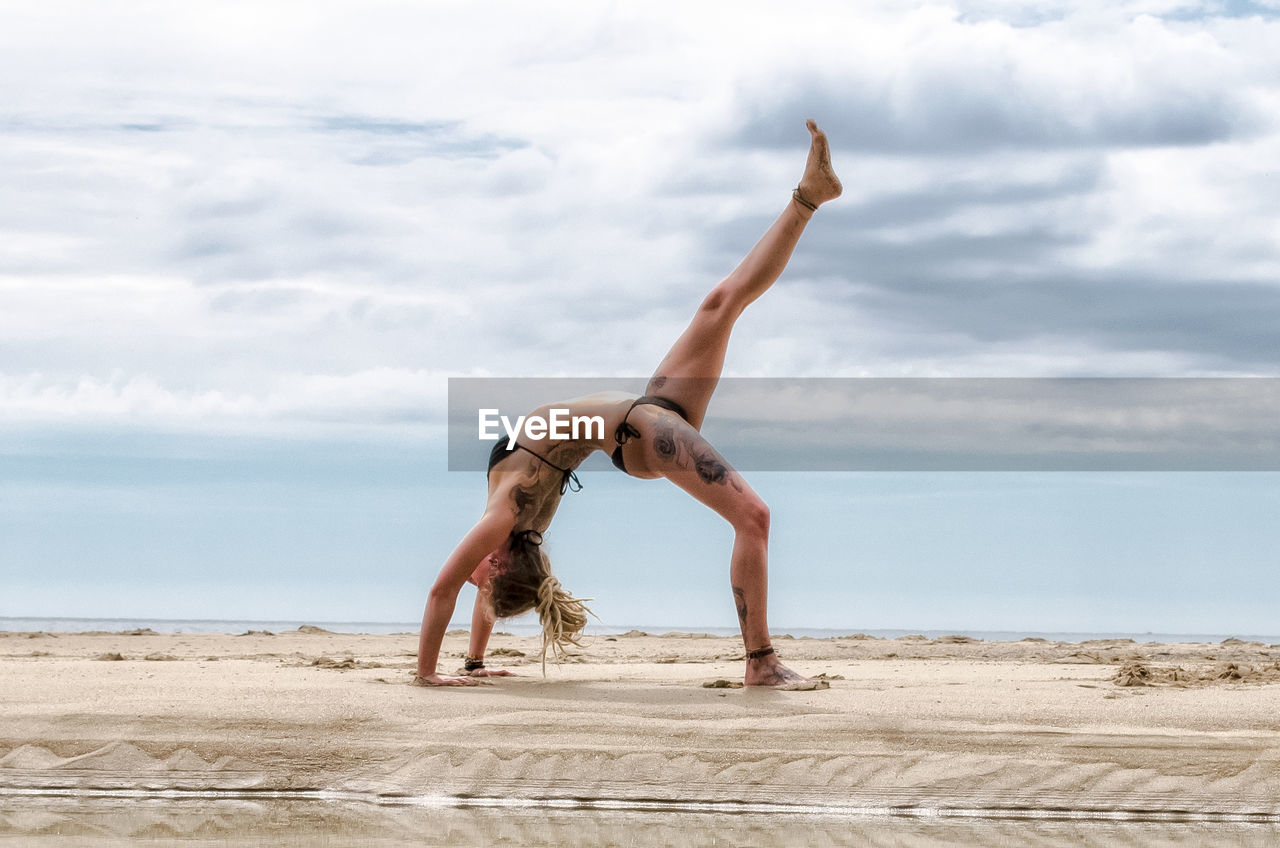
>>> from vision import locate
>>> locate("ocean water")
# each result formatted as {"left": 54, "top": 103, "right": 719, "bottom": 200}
{"left": 1, "top": 616, "right": 1278, "bottom": 643}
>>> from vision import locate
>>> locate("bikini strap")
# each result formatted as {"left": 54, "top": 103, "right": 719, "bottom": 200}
{"left": 614, "top": 395, "right": 690, "bottom": 448}
{"left": 513, "top": 443, "right": 582, "bottom": 495}
{"left": 614, "top": 399, "right": 644, "bottom": 447}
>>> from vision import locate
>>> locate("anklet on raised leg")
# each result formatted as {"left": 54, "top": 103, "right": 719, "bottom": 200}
{"left": 791, "top": 188, "right": 817, "bottom": 213}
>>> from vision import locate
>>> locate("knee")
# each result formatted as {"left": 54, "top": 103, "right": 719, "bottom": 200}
{"left": 734, "top": 498, "right": 770, "bottom": 540}
{"left": 698, "top": 282, "right": 736, "bottom": 319}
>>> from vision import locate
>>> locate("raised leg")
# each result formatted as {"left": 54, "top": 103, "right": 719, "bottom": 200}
{"left": 632, "top": 411, "right": 827, "bottom": 690}
{"left": 644, "top": 119, "right": 842, "bottom": 429}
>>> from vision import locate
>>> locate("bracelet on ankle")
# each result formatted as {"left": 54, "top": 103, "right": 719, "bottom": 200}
{"left": 792, "top": 188, "right": 817, "bottom": 213}
{"left": 746, "top": 646, "right": 776, "bottom": 660}
{"left": 463, "top": 655, "right": 485, "bottom": 672}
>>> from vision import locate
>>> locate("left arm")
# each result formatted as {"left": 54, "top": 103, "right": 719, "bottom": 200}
{"left": 462, "top": 571, "right": 515, "bottom": 677}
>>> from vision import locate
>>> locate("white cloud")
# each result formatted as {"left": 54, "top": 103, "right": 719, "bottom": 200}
{"left": 0, "top": 367, "right": 448, "bottom": 435}
{"left": 2, "top": 0, "right": 1279, "bottom": 436}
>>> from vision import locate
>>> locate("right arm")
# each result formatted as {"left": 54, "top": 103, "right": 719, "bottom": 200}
{"left": 414, "top": 506, "right": 515, "bottom": 685}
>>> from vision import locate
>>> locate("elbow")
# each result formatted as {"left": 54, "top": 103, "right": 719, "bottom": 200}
{"left": 428, "top": 581, "right": 459, "bottom": 606}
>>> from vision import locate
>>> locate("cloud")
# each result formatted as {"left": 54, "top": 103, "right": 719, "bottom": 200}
{"left": 0, "top": 368, "right": 448, "bottom": 434}
{"left": 727, "top": 12, "right": 1266, "bottom": 153}
{"left": 831, "top": 160, "right": 1105, "bottom": 229}
{"left": 699, "top": 198, "right": 1280, "bottom": 372}
{"left": 311, "top": 115, "right": 528, "bottom": 165}
{"left": 1, "top": 0, "right": 1279, "bottom": 440}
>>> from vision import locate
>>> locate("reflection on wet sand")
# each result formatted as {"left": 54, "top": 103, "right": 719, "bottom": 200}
{"left": 2, "top": 798, "right": 1279, "bottom": 848}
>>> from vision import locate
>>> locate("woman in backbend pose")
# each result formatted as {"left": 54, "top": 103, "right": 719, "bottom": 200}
{"left": 416, "top": 120, "right": 842, "bottom": 689}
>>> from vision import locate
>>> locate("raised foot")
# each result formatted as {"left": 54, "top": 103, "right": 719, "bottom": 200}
{"left": 795, "top": 118, "right": 842, "bottom": 209}
{"left": 744, "top": 659, "right": 831, "bottom": 691}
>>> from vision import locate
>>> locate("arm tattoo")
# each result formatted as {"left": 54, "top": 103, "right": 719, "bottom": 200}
{"left": 732, "top": 586, "right": 748, "bottom": 624}
{"left": 650, "top": 376, "right": 667, "bottom": 389}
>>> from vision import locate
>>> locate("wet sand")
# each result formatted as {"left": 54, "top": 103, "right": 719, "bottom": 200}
{"left": 3, "top": 629, "right": 1280, "bottom": 819}
{"left": 4, "top": 797, "right": 1280, "bottom": 848}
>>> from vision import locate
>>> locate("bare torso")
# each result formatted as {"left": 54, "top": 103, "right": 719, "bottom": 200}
{"left": 485, "top": 391, "right": 642, "bottom": 532}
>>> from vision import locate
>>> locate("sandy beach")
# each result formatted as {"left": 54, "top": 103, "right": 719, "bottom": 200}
{"left": 3, "top": 627, "right": 1280, "bottom": 824}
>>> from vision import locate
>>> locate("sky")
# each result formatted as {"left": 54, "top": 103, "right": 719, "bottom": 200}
{"left": 2, "top": 0, "right": 1279, "bottom": 635}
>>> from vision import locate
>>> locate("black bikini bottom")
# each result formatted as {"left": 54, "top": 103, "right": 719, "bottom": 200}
{"left": 611, "top": 395, "right": 691, "bottom": 474}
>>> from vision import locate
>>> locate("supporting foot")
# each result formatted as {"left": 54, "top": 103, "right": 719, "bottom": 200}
{"left": 744, "top": 656, "right": 831, "bottom": 690}
{"left": 413, "top": 673, "right": 482, "bottom": 687}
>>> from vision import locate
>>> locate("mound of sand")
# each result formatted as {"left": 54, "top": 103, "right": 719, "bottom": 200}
{"left": 1113, "top": 660, "right": 1280, "bottom": 688}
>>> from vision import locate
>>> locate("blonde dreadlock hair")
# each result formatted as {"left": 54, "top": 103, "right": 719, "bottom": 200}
{"left": 533, "top": 573, "right": 594, "bottom": 673}
{"left": 489, "top": 530, "right": 594, "bottom": 673}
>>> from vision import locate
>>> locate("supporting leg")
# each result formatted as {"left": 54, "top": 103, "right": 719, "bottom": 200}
{"left": 635, "top": 413, "right": 827, "bottom": 690}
